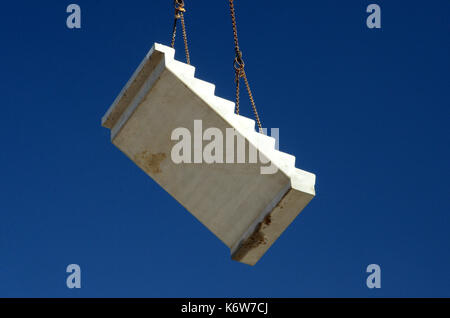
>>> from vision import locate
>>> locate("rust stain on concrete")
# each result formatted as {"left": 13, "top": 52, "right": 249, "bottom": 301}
{"left": 135, "top": 151, "right": 166, "bottom": 174}
{"left": 232, "top": 222, "right": 268, "bottom": 262}
{"left": 231, "top": 190, "right": 292, "bottom": 263}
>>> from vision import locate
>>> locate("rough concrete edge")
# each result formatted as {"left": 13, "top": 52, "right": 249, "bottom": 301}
{"left": 230, "top": 169, "right": 316, "bottom": 266}
{"left": 230, "top": 182, "right": 291, "bottom": 254}
{"left": 110, "top": 56, "right": 166, "bottom": 141}
{"left": 231, "top": 184, "right": 315, "bottom": 266}
{"left": 228, "top": 166, "right": 315, "bottom": 262}
{"left": 102, "top": 43, "right": 174, "bottom": 129}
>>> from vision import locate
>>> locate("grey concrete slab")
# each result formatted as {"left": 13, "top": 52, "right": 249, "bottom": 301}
{"left": 102, "top": 43, "right": 316, "bottom": 265}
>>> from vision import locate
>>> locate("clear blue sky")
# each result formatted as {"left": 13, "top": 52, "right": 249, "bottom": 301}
{"left": 0, "top": 0, "right": 449, "bottom": 297}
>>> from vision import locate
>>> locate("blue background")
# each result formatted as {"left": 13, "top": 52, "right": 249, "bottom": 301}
{"left": 0, "top": 0, "right": 449, "bottom": 297}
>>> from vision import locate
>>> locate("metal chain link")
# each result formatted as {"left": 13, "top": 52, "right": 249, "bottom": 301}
{"left": 242, "top": 70, "right": 263, "bottom": 133}
{"left": 229, "top": 0, "right": 263, "bottom": 133}
{"left": 179, "top": 11, "right": 190, "bottom": 65}
{"left": 235, "top": 69, "right": 241, "bottom": 115}
{"left": 171, "top": 0, "right": 190, "bottom": 65}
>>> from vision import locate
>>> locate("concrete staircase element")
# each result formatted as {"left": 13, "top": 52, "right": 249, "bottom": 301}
{"left": 102, "top": 43, "right": 316, "bottom": 265}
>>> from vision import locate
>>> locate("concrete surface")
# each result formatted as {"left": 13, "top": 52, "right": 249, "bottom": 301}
{"left": 102, "top": 43, "right": 316, "bottom": 265}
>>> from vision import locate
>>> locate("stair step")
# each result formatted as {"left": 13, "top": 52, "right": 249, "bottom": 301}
{"left": 273, "top": 150, "right": 296, "bottom": 173}
{"left": 154, "top": 43, "right": 175, "bottom": 60}
{"left": 168, "top": 60, "right": 196, "bottom": 78}
{"left": 232, "top": 114, "right": 255, "bottom": 132}
{"left": 251, "top": 132, "right": 276, "bottom": 152}
{"left": 212, "top": 96, "right": 236, "bottom": 117}
{"left": 190, "top": 78, "right": 216, "bottom": 96}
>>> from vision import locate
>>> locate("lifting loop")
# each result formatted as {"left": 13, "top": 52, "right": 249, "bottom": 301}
{"left": 229, "top": 0, "right": 263, "bottom": 133}
{"left": 171, "top": 0, "right": 191, "bottom": 65}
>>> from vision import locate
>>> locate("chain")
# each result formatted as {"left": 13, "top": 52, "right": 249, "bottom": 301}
{"left": 229, "top": 0, "right": 263, "bottom": 133}
{"left": 235, "top": 69, "right": 241, "bottom": 115}
{"left": 171, "top": 0, "right": 190, "bottom": 65}
{"left": 242, "top": 70, "right": 263, "bottom": 134}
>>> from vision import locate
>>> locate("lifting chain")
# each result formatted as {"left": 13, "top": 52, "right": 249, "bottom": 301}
{"left": 229, "top": 0, "right": 263, "bottom": 133}
{"left": 171, "top": 0, "right": 190, "bottom": 65}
